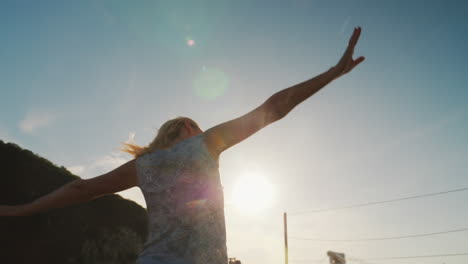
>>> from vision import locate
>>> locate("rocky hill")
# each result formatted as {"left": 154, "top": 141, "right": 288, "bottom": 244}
{"left": 0, "top": 140, "right": 148, "bottom": 264}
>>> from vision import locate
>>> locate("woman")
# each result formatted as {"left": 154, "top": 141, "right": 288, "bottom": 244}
{"left": 0, "top": 28, "right": 365, "bottom": 264}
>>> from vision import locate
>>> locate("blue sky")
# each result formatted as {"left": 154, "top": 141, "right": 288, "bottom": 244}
{"left": 1, "top": 1, "right": 468, "bottom": 263}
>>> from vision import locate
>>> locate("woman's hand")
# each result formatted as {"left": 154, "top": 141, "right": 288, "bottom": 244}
{"left": 0, "top": 205, "right": 26, "bottom": 216}
{"left": 333, "top": 27, "right": 365, "bottom": 78}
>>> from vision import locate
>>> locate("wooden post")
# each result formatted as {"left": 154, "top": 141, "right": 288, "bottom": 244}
{"left": 284, "top": 212, "right": 288, "bottom": 264}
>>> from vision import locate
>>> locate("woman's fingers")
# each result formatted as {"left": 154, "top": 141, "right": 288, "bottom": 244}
{"left": 354, "top": 56, "right": 365, "bottom": 66}
{"left": 347, "top": 28, "right": 363, "bottom": 65}
{"left": 345, "top": 27, "right": 362, "bottom": 60}
{"left": 349, "top": 27, "right": 361, "bottom": 48}
{"left": 0, "top": 205, "right": 21, "bottom": 216}
{"left": 342, "top": 27, "right": 360, "bottom": 60}
{"left": 345, "top": 56, "right": 365, "bottom": 73}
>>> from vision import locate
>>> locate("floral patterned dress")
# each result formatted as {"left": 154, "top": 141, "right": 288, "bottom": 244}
{"left": 136, "top": 134, "right": 227, "bottom": 264}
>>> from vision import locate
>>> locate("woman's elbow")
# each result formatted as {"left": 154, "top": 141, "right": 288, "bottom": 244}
{"left": 73, "top": 179, "right": 100, "bottom": 201}
{"left": 263, "top": 97, "right": 288, "bottom": 123}
{"left": 71, "top": 179, "right": 87, "bottom": 191}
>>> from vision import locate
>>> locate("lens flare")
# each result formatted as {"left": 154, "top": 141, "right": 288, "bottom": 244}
{"left": 193, "top": 67, "right": 229, "bottom": 100}
{"left": 187, "top": 39, "right": 195, "bottom": 46}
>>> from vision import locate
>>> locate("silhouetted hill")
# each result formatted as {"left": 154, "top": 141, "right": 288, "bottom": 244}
{"left": 0, "top": 140, "right": 148, "bottom": 264}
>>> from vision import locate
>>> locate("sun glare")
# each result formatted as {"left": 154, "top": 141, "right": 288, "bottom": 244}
{"left": 231, "top": 173, "right": 274, "bottom": 213}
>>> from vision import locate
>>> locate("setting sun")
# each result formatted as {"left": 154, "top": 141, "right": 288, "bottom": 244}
{"left": 231, "top": 173, "right": 275, "bottom": 213}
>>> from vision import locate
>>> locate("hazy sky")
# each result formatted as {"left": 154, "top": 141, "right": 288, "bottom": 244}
{"left": 1, "top": 1, "right": 467, "bottom": 263}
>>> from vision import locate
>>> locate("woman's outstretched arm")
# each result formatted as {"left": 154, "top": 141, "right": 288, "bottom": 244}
{"left": 0, "top": 159, "right": 138, "bottom": 216}
{"left": 268, "top": 27, "right": 365, "bottom": 119}
{"left": 204, "top": 27, "right": 365, "bottom": 158}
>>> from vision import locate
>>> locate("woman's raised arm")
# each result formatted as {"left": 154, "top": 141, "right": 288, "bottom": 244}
{"left": 204, "top": 27, "right": 365, "bottom": 159}
{"left": 0, "top": 159, "right": 138, "bottom": 216}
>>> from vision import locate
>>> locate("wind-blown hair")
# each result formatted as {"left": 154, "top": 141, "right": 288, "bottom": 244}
{"left": 121, "top": 117, "right": 193, "bottom": 158}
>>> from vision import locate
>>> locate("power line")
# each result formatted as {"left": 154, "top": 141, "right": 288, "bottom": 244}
{"left": 289, "top": 187, "right": 468, "bottom": 216}
{"left": 289, "top": 227, "right": 468, "bottom": 242}
{"left": 363, "top": 252, "right": 468, "bottom": 261}
{"left": 290, "top": 252, "right": 468, "bottom": 263}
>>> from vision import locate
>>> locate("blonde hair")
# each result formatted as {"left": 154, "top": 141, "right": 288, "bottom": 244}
{"left": 121, "top": 117, "right": 195, "bottom": 158}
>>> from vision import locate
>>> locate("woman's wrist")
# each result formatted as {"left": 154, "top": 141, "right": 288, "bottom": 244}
{"left": 327, "top": 66, "right": 343, "bottom": 80}
{"left": 12, "top": 204, "right": 33, "bottom": 216}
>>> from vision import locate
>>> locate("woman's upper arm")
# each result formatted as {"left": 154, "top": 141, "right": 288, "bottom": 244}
{"left": 204, "top": 101, "right": 279, "bottom": 158}
{"left": 83, "top": 159, "right": 139, "bottom": 197}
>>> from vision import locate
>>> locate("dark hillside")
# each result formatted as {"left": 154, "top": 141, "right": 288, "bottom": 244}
{"left": 0, "top": 140, "right": 148, "bottom": 264}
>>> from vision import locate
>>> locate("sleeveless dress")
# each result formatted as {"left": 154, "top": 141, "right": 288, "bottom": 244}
{"left": 135, "top": 134, "right": 228, "bottom": 264}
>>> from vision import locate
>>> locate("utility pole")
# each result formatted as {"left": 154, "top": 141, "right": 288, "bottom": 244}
{"left": 284, "top": 212, "right": 288, "bottom": 264}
